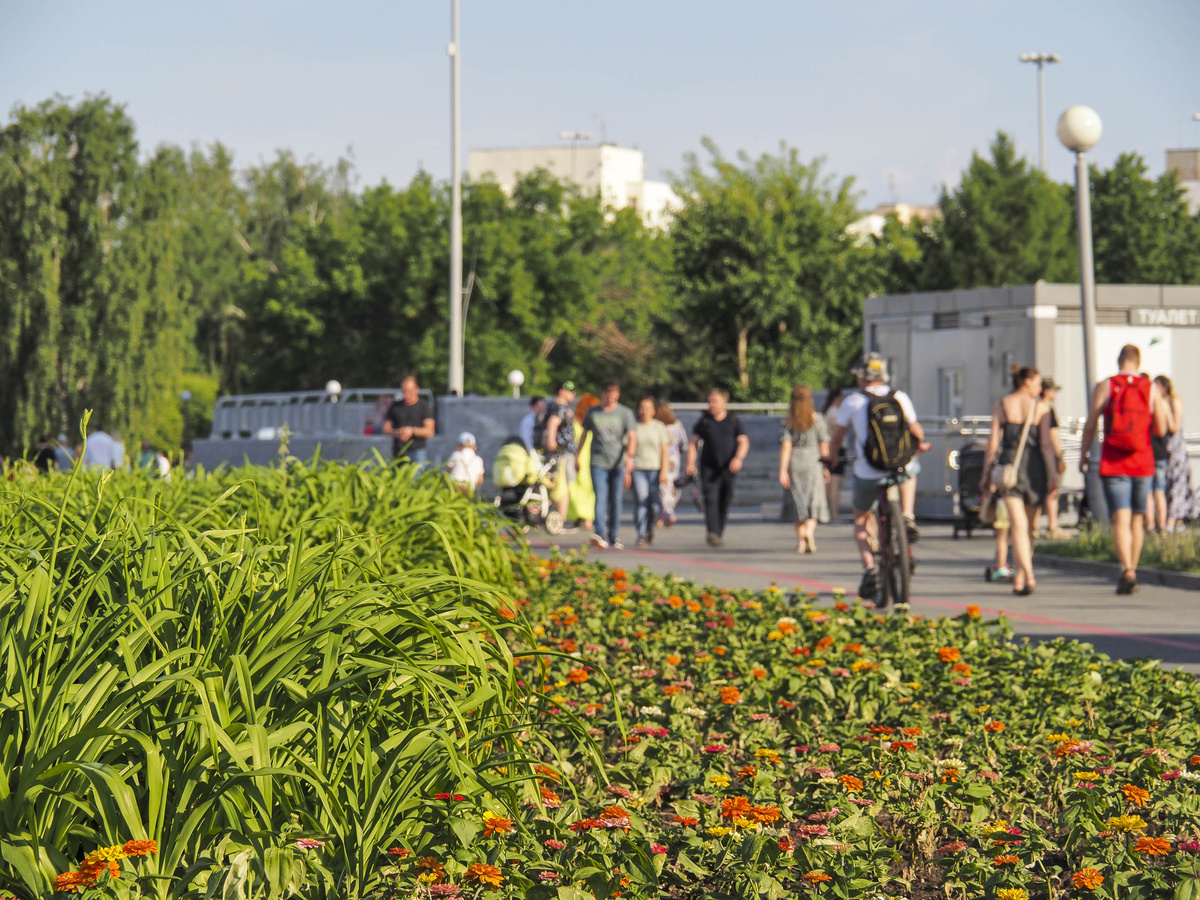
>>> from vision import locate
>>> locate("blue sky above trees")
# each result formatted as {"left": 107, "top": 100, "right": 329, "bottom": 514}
{"left": 1, "top": 0, "right": 1196, "bottom": 207}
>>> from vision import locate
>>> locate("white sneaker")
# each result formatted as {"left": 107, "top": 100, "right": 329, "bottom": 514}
{"left": 611, "top": 540, "right": 624, "bottom": 550}
{"left": 590, "top": 533, "right": 609, "bottom": 550}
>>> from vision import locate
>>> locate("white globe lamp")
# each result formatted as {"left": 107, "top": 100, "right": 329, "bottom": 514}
{"left": 507, "top": 369, "right": 525, "bottom": 398}
{"left": 1056, "top": 106, "right": 1102, "bottom": 153}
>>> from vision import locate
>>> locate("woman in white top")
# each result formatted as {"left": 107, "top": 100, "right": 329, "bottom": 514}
{"left": 632, "top": 398, "right": 670, "bottom": 547}
{"left": 655, "top": 400, "right": 688, "bottom": 527}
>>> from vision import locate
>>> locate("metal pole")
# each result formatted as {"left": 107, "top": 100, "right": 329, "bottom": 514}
{"left": 448, "top": 0, "right": 464, "bottom": 396}
{"left": 1036, "top": 62, "right": 1046, "bottom": 173}
{"left": 1074, "top": 150, "right": 1105, "bottom": 522}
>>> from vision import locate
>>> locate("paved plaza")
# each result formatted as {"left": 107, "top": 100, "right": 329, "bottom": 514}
{"left": 534, "top": 509, "right": 1200, "bottom": 675}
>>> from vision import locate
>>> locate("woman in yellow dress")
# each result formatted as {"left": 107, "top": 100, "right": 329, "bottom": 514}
{"left": 568, "top": 393, "right": 600, "bottom": 529}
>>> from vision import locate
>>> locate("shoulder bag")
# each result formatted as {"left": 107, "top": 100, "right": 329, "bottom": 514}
{"left": 989, "top": 402, "right": 1035, "bottom": 492}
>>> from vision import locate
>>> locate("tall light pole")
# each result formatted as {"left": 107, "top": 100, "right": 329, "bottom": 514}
{"left": 447, "top": 0, "right": 464, "bottom": 396}
{"left": 559, "top": 130, "right": 592, "bottom": 183}
{"left": 1020, "top": 53, "right": 1061, "bottom": 173}
{"left": 1057, "top": 104, "right": 1104, "bottom": 523}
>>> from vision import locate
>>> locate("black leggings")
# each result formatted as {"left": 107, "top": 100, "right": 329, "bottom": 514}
{"left": 701, "top": 468, "right": 737, "bottom": 537}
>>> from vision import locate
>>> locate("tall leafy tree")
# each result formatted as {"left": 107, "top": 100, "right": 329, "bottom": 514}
{"left": 668, "top": 140, "right": 876, "bottom": 399}
{"left": 1087, "top": 153, "right": 1200, "bottom": 285}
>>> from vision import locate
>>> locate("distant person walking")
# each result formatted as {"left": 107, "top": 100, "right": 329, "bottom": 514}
{"left": 686, "top": 388, "right": 749, "bottom": 548}
{"left": 1033, "top": 378, "right": 1067, "bottom": 539}
{"left": 31, "top": 435, "right": 57, "bottom": 473}
{"left": 1156, "top": 375, "right": 1197, "bottom": 529}
{"left": 979, "top": 366, "right": 1058, "bottom": 596}
{"left": 519, "top": 396, "right": 545, "bottom": 452}
{"left": 82, "top": 424, "right": 123, "bottom": 470}
{"left": 632, "top": 397, "right": 670, "bottom": 547}
{"left": 53, "top": 434, "right": 75, "bottom": 471}
{"left": 383, "top": 375, "right": 436, "bottom": 464}
{"left": 821, "top": 388, "right": 848, "bottom": 519}
{"left": 778, "top": 384, "right": 830, "bottom": 554}
{"left": 542, "top": 381, "right": 578, "bottom": 527}
{"left": 569, "top": 393, "right": 600, "bottom": 532}
{"left": 578, "top": 381, "right": 637, "bottom": 550}
{"left": 1079, "top": 344, "right": 1170, "bottom": 594}
{"left": 655, "top": 400, "right": 688, "bottom": 527}
{"left": 446, "top": 431, "right": 485, "bottom": 494}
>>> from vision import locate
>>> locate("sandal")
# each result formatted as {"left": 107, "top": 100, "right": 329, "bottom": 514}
{"left": 1116, "top": 571, "right": 1139, "bottom": 595}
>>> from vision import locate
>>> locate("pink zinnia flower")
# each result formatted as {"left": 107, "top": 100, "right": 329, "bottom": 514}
{"left": 651, "top": 844, "right": 667, "bottom": 855}
{"left": 818, "top": 743, "right": 841, "bottom": 753}
{"left": 703, "top": 744, "right": 727, "bottom": 754}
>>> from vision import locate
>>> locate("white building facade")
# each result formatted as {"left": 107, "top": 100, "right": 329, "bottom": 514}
{"left": 467, "top": 144, "right": 678, "bottom": 228}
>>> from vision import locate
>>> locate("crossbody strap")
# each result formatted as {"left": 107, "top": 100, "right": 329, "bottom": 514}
{"left": 1012, "top": 401, "right": 1036, "bottom": 469}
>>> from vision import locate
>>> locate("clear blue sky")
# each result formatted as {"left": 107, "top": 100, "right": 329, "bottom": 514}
{"left": 2, "top": 0, "right": 1196, "bottom": 207}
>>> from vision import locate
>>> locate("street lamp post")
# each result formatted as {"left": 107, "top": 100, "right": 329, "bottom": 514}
{"left": 1057, "top": 104, "right": 1105, "bottom": 525}
{"left": 507, "top": 370, "right": 525, "bottom": 399}
{"left": 447, "top": 0, "right": 465, "bottom": 397}
{"left": 1020, "top": 53, "right": 1061, "bottom": 174}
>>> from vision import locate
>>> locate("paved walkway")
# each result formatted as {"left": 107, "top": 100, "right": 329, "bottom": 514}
{"left": 534, "top": 510, "right": 1200, "bottom": 674}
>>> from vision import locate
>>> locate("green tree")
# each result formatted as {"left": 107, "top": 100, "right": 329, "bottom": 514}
{"left": 667, "top": 139, "right": 877, "bottom": 399}
{"left": 884, "top": 133, "right": 1077, "bottom": 292}
{"left": 0, "top": 95, "right": 196, "bottom": 452}
{"left": 1088, "top": 152, "right": 1200, "bottom": 284}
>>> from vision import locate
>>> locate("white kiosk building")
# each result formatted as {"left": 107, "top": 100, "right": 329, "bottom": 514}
{"left": 862, "top": 283, "right": 1200, "bottom": 518}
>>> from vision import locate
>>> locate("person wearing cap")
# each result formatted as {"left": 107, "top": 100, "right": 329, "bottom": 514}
{"left": 446, "top": 432, "right": 485, "bottom": 495}
{"left": 826, "top": 352, "right": 930, "bottom": 603}
{"left": 542, "top": 381, "right": 578, "bottom": 527}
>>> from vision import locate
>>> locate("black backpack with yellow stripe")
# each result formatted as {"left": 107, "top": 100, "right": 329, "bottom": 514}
{"left": 862, "top": 390, "right": 914, "bottom": 472}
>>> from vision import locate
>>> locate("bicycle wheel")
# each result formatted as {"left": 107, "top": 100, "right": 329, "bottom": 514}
{"left": 883, "top": 497, "right": 910, "bottom": 605}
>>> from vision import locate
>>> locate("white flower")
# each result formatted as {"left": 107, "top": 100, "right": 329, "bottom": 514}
{"left": 837, "top": 616, "right": 855, "bottom": 626}
{"left": 683, "top": 707, "right": 706, "bottom": 717}
{"left": 638, "top": 705, "right": 664, "bottom": 717}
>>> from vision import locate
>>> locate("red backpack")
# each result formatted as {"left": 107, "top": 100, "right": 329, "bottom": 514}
{"left": 1105, "top": 374, "right": 1151, "bottom": 452}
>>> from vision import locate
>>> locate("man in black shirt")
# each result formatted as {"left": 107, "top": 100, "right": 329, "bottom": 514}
{"left": 383, "top": 375, "right": 436, "bottom": 464}
{"left": 686, "top": 388, "right": 749, "bottom": 547}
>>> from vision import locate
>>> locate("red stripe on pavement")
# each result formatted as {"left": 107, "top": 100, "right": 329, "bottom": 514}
{"left": 530, "top": 541, "right": 1200, "bottom": 656}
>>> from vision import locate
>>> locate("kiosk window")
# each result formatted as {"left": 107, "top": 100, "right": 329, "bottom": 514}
{"left": 939, "top": 368, "right": 964, "bottom": 419}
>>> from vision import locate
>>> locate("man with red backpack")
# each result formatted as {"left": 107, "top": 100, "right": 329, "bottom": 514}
{"left": 1079, "top": 343, "right": 1171, "bottom": 595}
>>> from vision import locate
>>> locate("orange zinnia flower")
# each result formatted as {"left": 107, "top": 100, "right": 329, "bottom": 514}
{"left": 953, "top": 662, "right": 972, "bottom": 675}
{"left": 815, "top": 635, "right": 834, "bottom": 651}
{"left": 802, "top": 871, "right": 833, "bottom": 883}
{"left": 663, "top": 685, "right": 684, "bottom": 696}
{"left": 534, "top": 763, "right": 560, "bottom": 781}
{"left": 1072, "top": 868, "right": 1104, "bottom": 890}
{"left": 985, "top": 721, "right": 1005, "bottom": 733}
{"left": 464, "top": 862, "right": 504, "bottom": 888}
{"left": 482, "top": 811, "right": 514, "bottom": 837}
{"left": 993, "top": 854, "right": 1020, "bottom": 866}
{"left": 567, "top": 668, "right": 589, "bottom": 684}
{"left": 839, "top": 774, "right": 864, "bottom": 792}
{"left": 121, "top": 840, "right": 157, "bottom": 857}
{"left": 749, "top": 804, "right": 782, "bottom": 824}
{"left": 602, "top": 804, "right": 631, "bottom": 820}
{"left": 737, "top": 765, "right": 757, "bottom": 780}
{"left": 719, "top": 686, "right": 741, "bottom": 704}
{"left": 966, "top": 604, "right": 981, "bottom": 617}
{"left": 53, "top": 871, "right": 93, "bottom": 893}
{"left": 937, "top": 647, "right": 961, "bottom": 663}
{"left": 751, "top": 667, "right": 767, "bottom": 680}
{"left": 666, "top": 655, "right": 682, "bottom": 665}
{"left": 720, "top": 797, "right": 752, "bottom": 820}
{"left": 1121, "top": 783, "right": 1150, "bottom": 807}
{"left": 415, "top": 857, "right": 446, "bottom": 883}
{"left": 1133, "top": 836, "right": 1171, "bottom": 855}
{"left": 714, "top": 645, "right": 727, "bottom": 656}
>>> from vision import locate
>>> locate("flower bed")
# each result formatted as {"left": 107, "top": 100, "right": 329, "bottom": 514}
{"left": 396, "top": 554, "right": 1200, "bottom": 900}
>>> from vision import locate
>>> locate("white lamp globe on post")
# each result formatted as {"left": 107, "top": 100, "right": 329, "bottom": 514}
{"left": 1057, "top": 104, "right": 1105, "bottom": 525}
{"left": 507, "top": 370, "right": 525, "bottom": 399}
{"left": 325, "top": 379, "right": 343, "bottom": 401}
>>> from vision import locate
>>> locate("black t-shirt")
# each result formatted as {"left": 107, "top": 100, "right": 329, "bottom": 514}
{"left": 32, "top": 446, "right": 56, "bottom": 472}
{"left": 692, "top": 412, "right": 745, "bottom": 472}
{"left": 385, "top": 398, "right": 433, "bottom": 456}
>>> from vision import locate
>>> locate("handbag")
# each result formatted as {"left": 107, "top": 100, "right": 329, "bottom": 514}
{"left": 979, "top": 491, "right": 997, "bottom": 525}
{"left": 989, "top": 403, "right": 1035, "bottom": 492}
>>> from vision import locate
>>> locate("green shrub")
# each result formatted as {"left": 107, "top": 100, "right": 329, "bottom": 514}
{"left": 0, "top": 461, "right": 559, "bottom": 898}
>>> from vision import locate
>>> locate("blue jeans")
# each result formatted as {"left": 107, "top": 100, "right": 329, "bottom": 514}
{"left": 591, "top": 465, "right": 625, "bottom": 544}
{"left": 631, "top": 470, "right": 662, "bottom": 540}
{"left": 1102, "top": 475, "right": 1151, "bottom": 514}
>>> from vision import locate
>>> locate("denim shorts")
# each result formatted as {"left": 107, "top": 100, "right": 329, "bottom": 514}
{"left": 1152, "top": 460, "right": 1168, "bottom": 494}
{"left": 1101, "top": 475, "right": 1151, "bottom": 514}
{"left": 851, "top": 460, "right": 919, "bottom": 513}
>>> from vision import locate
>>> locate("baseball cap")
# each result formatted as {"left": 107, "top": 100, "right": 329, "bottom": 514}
{"left": 457, "top": 431, "right": 477, "bottom": 446}
{"left": 851, "top": 352, "right": 889, "bottom": 383}
{"left": 1041, "top": 376, "right": 1059, "bottom": 392}
{"left": 557, "top": 380, "right": 576, "bottom": 393}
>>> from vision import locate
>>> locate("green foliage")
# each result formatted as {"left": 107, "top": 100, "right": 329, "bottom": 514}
{"left": 668, "top": 140, "right": 877, "bottom": 400}
{"left": 1087, "top": 153, "right": 1200, "bottom": 285}
{"left": 0, "top": 457, "right": 580, "bottom": 898}
{"left": 1039, "top": 528, "right": 1200, "bottom": 573}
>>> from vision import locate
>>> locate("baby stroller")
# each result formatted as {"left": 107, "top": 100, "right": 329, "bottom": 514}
{"left": 492, "top": 438, "right": 565, "bottom": 534}
{"left": 952, "top": 439, "right": 988, "bottom": 539}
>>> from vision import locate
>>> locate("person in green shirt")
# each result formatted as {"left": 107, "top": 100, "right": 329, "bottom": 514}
{"left": 577, "top": 381, "right": 637, "bottom": 550}
{"left": 632, "top": 397, "right": 670, "bottom": 547}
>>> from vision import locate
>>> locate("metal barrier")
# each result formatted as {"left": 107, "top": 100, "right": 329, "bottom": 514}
{"left": 209, "top": 388, "right": 435, "bottom": 439}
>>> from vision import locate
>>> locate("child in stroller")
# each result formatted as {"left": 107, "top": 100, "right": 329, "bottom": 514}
{"left": 492, "top": 437, "right": 566, "bottom": 534}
